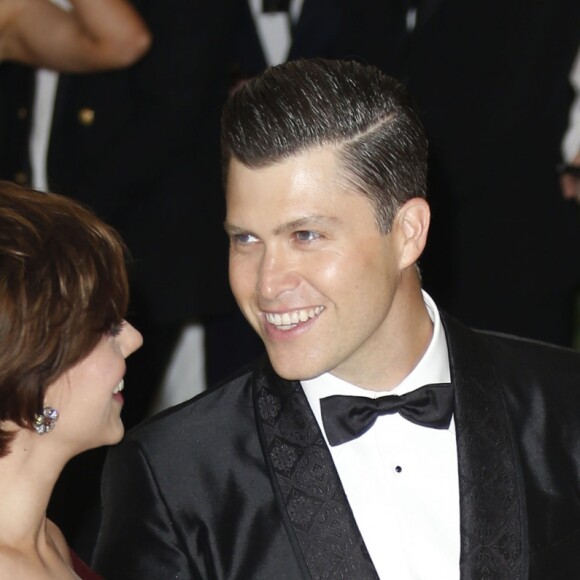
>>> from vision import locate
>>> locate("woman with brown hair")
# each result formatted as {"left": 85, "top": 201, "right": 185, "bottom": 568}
{"left": 0, "top": 0, "right": 150, "bottom": 71}
{"left": 0, "top": 180, "right": 142, "bottom": 578}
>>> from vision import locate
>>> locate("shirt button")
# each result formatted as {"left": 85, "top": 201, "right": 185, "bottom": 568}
{"left": 14, "top": 171, "right": 28, "bottom": 185}
{"left": 395, "top": 465, "right": 402, "bottom": 473}
{"left": 78, "top": 108, "right": 95, "bottom": 126}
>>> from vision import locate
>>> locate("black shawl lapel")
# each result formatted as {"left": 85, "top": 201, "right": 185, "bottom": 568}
{"left": 253, "top": 360, "right": 379, "bottom": 580}
{"left": 442, "top": 314, "right": 528, "bottom": 579}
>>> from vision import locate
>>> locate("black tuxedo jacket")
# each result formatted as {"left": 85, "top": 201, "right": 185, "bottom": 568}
{"left": 93, "top": 313, "right": 580, "bottom": 579}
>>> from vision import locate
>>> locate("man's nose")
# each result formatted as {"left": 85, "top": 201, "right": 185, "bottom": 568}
{"left": 257, "top": 247, "right": 300, "bottom": 300}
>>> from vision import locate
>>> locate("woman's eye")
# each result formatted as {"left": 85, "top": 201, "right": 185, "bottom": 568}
{"left": 295, "top": 230, "right": 319, "bottom": 242}
{"left": 109, "top": 322, "right": 125, "bottom": 337}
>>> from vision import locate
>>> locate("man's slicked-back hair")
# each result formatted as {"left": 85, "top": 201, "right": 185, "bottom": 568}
{"left": 221, "top": 58, "right": 428, "bottom": 232}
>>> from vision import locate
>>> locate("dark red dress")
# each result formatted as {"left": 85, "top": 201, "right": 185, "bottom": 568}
{"left": 71, "top": 550, "right": 104, "bottom": 580}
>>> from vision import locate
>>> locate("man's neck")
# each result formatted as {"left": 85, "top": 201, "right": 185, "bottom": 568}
{"left": 302, "top": 288, "right": 449, "bottom": 399}
{"left": 329, "top": 282, "right": 434, "bottom": 392}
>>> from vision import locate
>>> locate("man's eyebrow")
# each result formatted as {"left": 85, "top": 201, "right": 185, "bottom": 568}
{"left": 273, "top": 215, "right": 340, "bottom": 235}
{"left": 223, "top": 222, "right": 247, "bottom": 235}
{"left": 224, "top": 215, "right": 340, "bottom": 237}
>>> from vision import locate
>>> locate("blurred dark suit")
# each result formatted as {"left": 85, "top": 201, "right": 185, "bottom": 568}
{"left": 340, "top": 0, "right": 580, "bottom": 346}
{"left": 233, "top": 0, "right": 346, "bottom": 79}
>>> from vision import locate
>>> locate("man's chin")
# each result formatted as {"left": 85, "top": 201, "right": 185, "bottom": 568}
{"left": 267, "top": 354, "right": 325, "bottom": 382}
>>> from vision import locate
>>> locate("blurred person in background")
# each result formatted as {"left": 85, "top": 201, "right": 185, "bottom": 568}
{"left": 0, "top": 0, "right": 150, "bottom": 71}
{"left": 233, "top": 0, "right": 345, "bottom": 82}
{"left": 560, "top": 45, "right": 580, "bottom": 204}
{"left": 340, "top": 0, "right": 580, "bottom": 347}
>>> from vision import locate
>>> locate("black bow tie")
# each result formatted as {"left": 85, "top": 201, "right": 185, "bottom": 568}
{"left": 320, "top": 383, "right": 454, "bottom": 447}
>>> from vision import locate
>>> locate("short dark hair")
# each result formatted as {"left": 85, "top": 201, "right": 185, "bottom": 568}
{"left": 221, "top": 58, "right": 428, "bottom": 232}
{"left": 0, "top": 181, "right": 129, "bottom": 456}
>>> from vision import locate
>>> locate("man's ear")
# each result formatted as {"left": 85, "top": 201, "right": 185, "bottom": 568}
{"left": 392, "top": 198, "right": 430, "bottom": 269}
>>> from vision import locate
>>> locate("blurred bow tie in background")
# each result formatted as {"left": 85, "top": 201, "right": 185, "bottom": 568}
{"left": 262, "top": 0, "right": 290, "bottom": 13}
{"left": 320, "top": 383, "right": 454, "bottom": 446}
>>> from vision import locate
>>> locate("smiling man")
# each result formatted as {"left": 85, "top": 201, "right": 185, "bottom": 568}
{"left": 225, "top": 145, "right": 430, "bottom": 389}
{"left": 93, "top": 59, "right": 580, "bottom": 580}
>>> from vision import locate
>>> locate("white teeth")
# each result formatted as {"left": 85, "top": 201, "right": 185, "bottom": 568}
{"left": 113, "top": 379, "right": 124, "bottom": 394}
{"left": 265, "top": 306, "right": 324, "bottom": 328}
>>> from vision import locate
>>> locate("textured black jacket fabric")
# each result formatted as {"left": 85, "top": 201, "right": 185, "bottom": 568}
{"left": 93, "top": 313, "right": 580, "bottom": 579}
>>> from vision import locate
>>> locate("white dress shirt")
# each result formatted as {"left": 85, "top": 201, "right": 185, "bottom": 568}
{"left": 302, "top": 292, "right": 460, "bottom": 580}
{"left": 30, "top": 69, "right": 58, "bottom": 191}
{"left": 29, "top": 0, "right": 71, "bottom": 191}
{"left": 562, "top": 44, "right": 580, "bottom": 162}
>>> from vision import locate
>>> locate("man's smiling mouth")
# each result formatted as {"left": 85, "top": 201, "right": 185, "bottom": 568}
{"left": 265, "top": 306, "right": 324, "bottom": 329}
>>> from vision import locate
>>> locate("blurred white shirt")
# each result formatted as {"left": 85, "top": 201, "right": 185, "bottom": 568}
{"left": 30, "top": 0, "right": 71, "bottom": 191}
{"left": 247, "top": 0, "right": 304, "bottom": 67}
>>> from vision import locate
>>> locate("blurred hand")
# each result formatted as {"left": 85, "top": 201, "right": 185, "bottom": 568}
{"left": 560, "top": 151, "right": 580, "bottom": 204}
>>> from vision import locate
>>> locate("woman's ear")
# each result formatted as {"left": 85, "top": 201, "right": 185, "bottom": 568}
{"left": 393, "top": 197, "right": 430, "bottom": 269}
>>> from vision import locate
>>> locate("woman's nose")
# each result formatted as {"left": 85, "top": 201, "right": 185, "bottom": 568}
{"left": 120, "top": 321, "right": 143, "bottom": 357}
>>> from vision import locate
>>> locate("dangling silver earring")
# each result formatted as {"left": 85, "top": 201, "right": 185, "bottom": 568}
{"left": 33, "top": 407, "right": 59, "bottom": 435}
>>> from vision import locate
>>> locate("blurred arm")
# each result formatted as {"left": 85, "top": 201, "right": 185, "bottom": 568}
{"left": 0, "top": 0, "right": 151, "bottom": 71}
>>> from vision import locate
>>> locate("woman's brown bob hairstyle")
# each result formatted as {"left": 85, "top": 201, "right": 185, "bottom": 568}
{"left": 0, "top": 181, "right": 129, "bottom": 456}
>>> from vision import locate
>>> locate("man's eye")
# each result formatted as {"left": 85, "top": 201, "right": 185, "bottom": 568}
{"left": 294, "top": 230, "right": 319, "bottom": 242}
{"left": 232, "top": 233, "right": 259, "bottom": 245}
{"left": 233, "top": 234, "right": 256, "bottom": 244}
